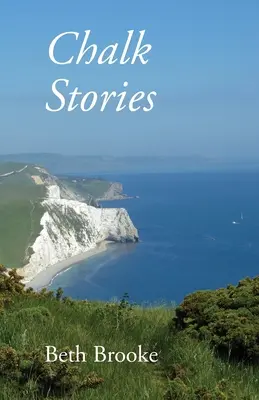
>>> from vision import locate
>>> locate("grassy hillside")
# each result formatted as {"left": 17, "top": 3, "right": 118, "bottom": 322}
{"left": 0, "top": 200, "right": 44, "bottom": 268}
{"left": 0, "top": 164, "right": 47, "bottom": 268}
{"left": 59, "top": 176, "right": 111, "bottom": 201}
{"left": 0, "top": 267, "right": 259, "bottom": 399}
{"left": 0, "top": 162, "right": 108, "bottom": 267}
{"left": 0, "top": 162, "right": 28, "bottom": 175}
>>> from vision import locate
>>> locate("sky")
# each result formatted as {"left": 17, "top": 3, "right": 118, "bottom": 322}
{"left": 0, "top": 0, "right": 259, "bottom": 157}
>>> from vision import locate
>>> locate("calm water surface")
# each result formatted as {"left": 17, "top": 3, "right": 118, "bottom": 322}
{"left": 49, "top": 172, "right": 259, "bottom": 304}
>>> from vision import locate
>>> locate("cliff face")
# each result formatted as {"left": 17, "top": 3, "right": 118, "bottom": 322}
{"left": 21, "top": 186, "right": 138, "bottom": 283}
{"left": 0, "top": 161, "right": 138, "bottom": 279}
{"left": 97, "top": 182, "right": 129, "bottom": 200}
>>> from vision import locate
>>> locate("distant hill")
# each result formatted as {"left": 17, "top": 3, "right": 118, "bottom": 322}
{"left": 1, "top": 153, "right": 259, "bottom": 174}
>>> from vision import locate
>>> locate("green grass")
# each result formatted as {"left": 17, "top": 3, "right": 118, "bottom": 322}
{"left": 0, "top": 182, "right": 46, "bottom": 267}
{"left": 0, "top": 163, "right": 48, "bottom": 267}
{"left": 0, "top": 201, "right": 44, "bottom": 267}
{"left": 60, "top": 177, "right": 111, "bottom": 200}
{"left": 0, "top": 183, "right": 46, "bottom": 203}
{"left": 0, "top": 162, "right": 27, "bottom": 175}
{"left": 0, "top": 163, "right": 43, "bottom": 179}
{"left": 0, "top": 289, "right": 258, "bottom": 399}
{"left": 0, "top": 295, "right": 171, "bottom": 399}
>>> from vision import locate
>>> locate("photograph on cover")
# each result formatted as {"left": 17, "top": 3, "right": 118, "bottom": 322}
{"left": 0, "top": 0, "right": 259, "bottom": 399}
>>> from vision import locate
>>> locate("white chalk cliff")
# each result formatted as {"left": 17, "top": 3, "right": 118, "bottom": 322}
{"left": 20, "top": 185, "right": 138, "bottom": 283}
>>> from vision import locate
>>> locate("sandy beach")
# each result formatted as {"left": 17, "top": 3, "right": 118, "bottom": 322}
{"left": 23, "top": 241, "right": 108, "bottom": 291}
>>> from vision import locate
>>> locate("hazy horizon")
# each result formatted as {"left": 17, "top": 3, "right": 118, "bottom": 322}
{"left": 1, "top": 152, "right": 259, "bottom": 161}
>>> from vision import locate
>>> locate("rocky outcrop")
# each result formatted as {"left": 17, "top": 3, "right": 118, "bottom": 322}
{"left": 97, "top": 182, "right": 132, "bottom": 201}
{"left": 20, "top": 185, "right": 138, "bottom": 283}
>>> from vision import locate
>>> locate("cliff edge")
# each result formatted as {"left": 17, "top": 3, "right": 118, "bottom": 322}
{"left": 0, "top": 163, "right": 138, "bottom": 282}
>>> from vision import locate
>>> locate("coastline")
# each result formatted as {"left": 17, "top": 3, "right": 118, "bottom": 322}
{"left": 96, "top": 181, "right": 139, "bottom": 201}
{"left": 23, "top": 241, "right": 109, "bottom": 291}
{"left": 97, "top": 195, "right": 135, "bottom": 201}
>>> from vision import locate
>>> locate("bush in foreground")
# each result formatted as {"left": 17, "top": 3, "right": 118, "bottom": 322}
{"left": 0, "top": 345, "right": 104, "bottom": 397}
{"left": 173, "top": 276, "right": 259, "bottom": 361}
{"left": 1, "top": 265, "right": 259, "bottom": 398}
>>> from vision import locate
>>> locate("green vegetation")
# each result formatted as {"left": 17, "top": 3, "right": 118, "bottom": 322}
{"left": 0, "top": 266, "right": 258, "bottom": 399}
{"left": 0, "top": 162, "right": 27, "bottom": 175}
{"left": 174, "top": 277, "right": 259, "bottom": 361}
{"left": 59, "top": 176, "right": 110, "bottom": 201}
{"left": 0, "top": 162, "right": 110, "bottom": 267}
{"left": 0, "top": 164, "right": 46, "bottom": 267}
{"left": 0, "top": 199, "right": 44, "bottom": 267}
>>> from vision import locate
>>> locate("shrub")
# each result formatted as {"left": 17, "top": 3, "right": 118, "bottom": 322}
{"left": 165, "top": 377, "right": 236, "bottom": 400}
{"left": 173, "top": 276, "right": 259, "bottom": 361}
{"left": 0, "top": 345, "right": 104, "bottom": 397}
{"left": 0, "top": 265, "right": 25, "bottom": 295}
{"left": 0, "top": 265, "right": 26, "bottom": 313}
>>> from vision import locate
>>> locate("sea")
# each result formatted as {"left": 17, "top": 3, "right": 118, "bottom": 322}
{"left": 49, "top": 172, "right": 259, "bottom": 305}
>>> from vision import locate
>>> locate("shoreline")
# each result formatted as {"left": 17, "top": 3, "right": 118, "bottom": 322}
{"left": 97, "top": 195, "right": 138, "bottom": 201}
{"left": 23, "top": 241, "right": 109, "bottom": 291}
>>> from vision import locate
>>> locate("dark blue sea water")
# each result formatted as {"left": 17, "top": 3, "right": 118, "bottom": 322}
{"left": 49, "top": 172, "right": 259, "bottom": 304}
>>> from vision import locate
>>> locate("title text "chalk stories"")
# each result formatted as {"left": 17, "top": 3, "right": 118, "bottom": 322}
{"left": 46, "top": 30, "right": 157, "bottom": 113}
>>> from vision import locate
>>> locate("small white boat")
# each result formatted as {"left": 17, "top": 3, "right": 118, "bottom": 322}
{"left": 232, "top": 221, "right": 240, "bottom": 225}
{"left": 241, "top": 212, "right": 244, "bottom": 220}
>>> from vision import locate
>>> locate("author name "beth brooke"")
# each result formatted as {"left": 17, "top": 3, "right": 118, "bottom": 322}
{"left": 45, "top": 345, "right": 158, "bottom": 363}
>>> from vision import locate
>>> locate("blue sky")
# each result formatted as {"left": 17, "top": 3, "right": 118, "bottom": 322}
{"left": 1, "top": 0, "right": 258, "bottom": 157}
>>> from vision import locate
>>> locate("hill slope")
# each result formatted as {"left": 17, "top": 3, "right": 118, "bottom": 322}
{"left": 0, "top": 164, "right": 47, "bottom": 268}
{"left": 0, "top": 163, "right": 138, "bottom": 280}
{"left": 0, "top": 270, "right": 259, "bottom": 399}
